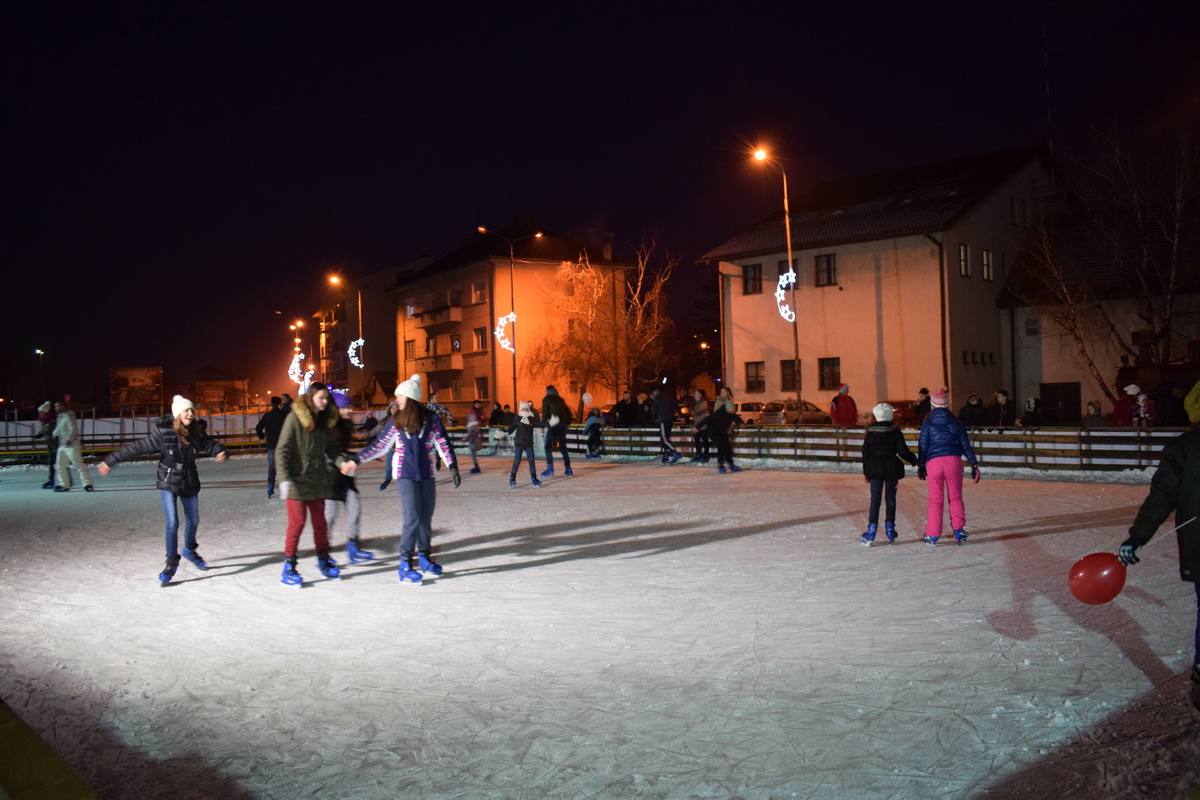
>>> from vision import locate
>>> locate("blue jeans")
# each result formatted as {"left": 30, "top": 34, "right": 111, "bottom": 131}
{"left": 396, "top": 478, "right": 436, "bottom": 557}
{"left": 510, "top": 447, "right": 537, "bottom": 479}
{"left": 868, "top": 478, "right": 899, "bottom": 524}
{"left": 160, "top": 490, "right": 199, "bottom": 558}
{"left": 544, "top": 424, "right": 571, "bottom": 469}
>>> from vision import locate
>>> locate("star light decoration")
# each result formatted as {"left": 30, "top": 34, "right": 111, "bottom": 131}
{"left": 347, "top": 338, "right": 365, "bottom": 368}
{"left": 494, "top": 312, "right": 517, "bottom": 353}
{"left": 774, "top": 270, "right": 797, "bottom": 322}
{"left": 288, "top": 352, "right": 314, "bottom": 395}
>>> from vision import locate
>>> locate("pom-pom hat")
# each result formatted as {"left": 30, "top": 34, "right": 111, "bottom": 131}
{"left": 930, "top": 388, "right": 949, "bottom": 407}
{"left": 1124, "top": 384, "right": 1141, "bottom": 395}
{"left": 172, "top": 395, "right": 194, "bottom": 418}
{"left": 395, "top": 374, "right": 424, "bottom": 402}
{"left": 872, "top": 403, "right": 894, "bottom": 422}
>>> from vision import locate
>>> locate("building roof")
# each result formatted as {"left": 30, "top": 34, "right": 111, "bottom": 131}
{"left": 700, "top": 146, "right": 1047, "bottom": 262}
{"left": 390, "top": 218, "right": 630, "bottom": 290}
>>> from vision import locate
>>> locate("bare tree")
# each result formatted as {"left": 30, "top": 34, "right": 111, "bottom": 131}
{"left": 525, "top": 243, "right": 677, "bottom": 407}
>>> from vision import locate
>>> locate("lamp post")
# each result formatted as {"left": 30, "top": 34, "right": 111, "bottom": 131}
{"left": 753, "top": 147, "right": 802, "bottom": 401}
{"left": 35, "top": 349, "right": 45, "bottom": 399}
{"left": 329, "top": 275, "right": 364, "bottom": 402}
{"left": 477, "top": 226, "right": 542, "bottom": 409}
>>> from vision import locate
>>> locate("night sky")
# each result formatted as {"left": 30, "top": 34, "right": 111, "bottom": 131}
{"left": 4, "top": 3, "right": 1198, "bottom": 408}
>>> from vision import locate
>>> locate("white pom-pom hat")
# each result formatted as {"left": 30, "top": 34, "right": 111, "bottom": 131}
{"left": 171, "top": 395, "right": 194, "bottom": 418}
{"left": 394, "top": 374, "right": 424, "bottom": 402}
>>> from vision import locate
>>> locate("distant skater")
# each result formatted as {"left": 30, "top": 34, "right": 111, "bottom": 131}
{"left": 255, "top": 395, "right": 288, "bottom": 498}
{"left": 917, "top": 388, "right": 980, "bottom": 546}
{"left": 52, "top": 400, "right": 94, "bottom": 492}
{"left": 506, "top": 401, "right": 544, "bottom": 486}
{"left": 99, "top": 395, "right": 228, "bottom": 585}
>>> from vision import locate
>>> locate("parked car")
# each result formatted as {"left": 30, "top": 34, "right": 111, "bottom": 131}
{"left": 760, "top": 399, "right": 831, "bottom": 425}
{"left": 793, "top": 399, "right": 832, "bottom": 425}
{"left": 730, "top": 401, "right": 766, "bottom": 425}
{"left": 880, "top": 400, "right": 920, "bottom": 426}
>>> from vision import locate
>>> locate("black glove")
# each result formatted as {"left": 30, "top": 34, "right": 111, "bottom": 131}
{"left": 917, "top": 465, "right": 927, "bottom": 481}
{"left": 971, "top": 465, "right": 980, "bottom": 483}
{"left": 451, "top": 467, "right": 461, "bottom": 488}
{"left": 1118, "top": 537, "right": 1140, "bottom": 566}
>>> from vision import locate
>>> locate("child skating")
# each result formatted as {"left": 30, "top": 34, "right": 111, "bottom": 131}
{"left": 506, "top": 401, "right": 544, "bottom": 486}
{"left": 860, "top": 402, "right": 918, "bottom": 545}
{"left": 916, "top": 388, "right": 980, "bottom": 546}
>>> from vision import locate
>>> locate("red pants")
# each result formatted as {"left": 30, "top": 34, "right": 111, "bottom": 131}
{"left": 924, "top": 455, "right": 966, "bottom": 538}
{"left": 284, "top": 498, "right": 329, "bottom": 558}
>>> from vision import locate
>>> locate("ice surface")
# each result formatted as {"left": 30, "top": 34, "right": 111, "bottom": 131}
{"left": 1, "top": 454, "right": 1197, "bottom": 799}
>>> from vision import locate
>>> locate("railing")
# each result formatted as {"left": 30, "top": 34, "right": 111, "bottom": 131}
{"left": 3, "top": 418, "right": 1185, "bottom": 472}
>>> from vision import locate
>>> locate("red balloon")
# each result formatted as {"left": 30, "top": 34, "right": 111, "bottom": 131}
{"left": 1068, "top": 552, "right": 1127, "bottom": 605}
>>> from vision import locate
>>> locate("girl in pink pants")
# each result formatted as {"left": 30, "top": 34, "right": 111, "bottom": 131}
{"left": 917, "top": 388, "right": 980, "bottom": 546}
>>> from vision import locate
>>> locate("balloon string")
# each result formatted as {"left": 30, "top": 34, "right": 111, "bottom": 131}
{"left": 1125, "top": 515, "right": 1197, "bottom": 554}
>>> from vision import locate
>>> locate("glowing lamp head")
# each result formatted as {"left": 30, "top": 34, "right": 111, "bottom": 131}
{"left": 329, "top": 275, "right": 341, "bottom": 286}
{"left": 753, "top": 149, "right": 768, "bottom": 162}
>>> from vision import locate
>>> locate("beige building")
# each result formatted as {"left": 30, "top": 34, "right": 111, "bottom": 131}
{"left": 701, "top": 148, "right": 1055, "bottom": 419}
{"left": 389, "top": 222, "right": 630, "bottom": 421}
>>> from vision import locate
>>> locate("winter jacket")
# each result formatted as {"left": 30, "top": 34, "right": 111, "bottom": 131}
{"left": 1127, "top": 426, "right": 1200, "bottom": 582}
{"left": 355, "top": 410, "right": 457, "bottom": 481}
{"left": 103, "top": 416, "right": 227, "bottom": 497}
{"left": 650, "top": 392, "right": 673, "bottom": 425}
{"left": 1112, "top": 395, "right": 1136, "bottom": 427}
{"left": 328, "top": 415, "right": 358, "bottom": 503}
{"left": 541, "top": 389, "right": 572, "bottom": 427}
{"left": 692, "top": 397, "right": 710, "bottom": 430}
{"left": 986, "top": 401, "right": 1016, "bottom": 427}
{"left": 505, "top": 412, "right": 543, "bottom": 449}
{"left": 958, "top": 397, "right": 987, "bottom": 426}
{"left": 830, "top": 394, "right": 858, "bottom": 427}
{"left": 38, "top": 408, "right": 58, "bottom": 445}
{"left": 614, "top": 398, "right": 637, "bottom": 427}
{"left": 1185, "top": 380, "right": 1200, "bottom": 424}
{"left": 53, "top": 410, "right": 80, "bottom": 448}
{"left": 276, "top": 403, "right": 347, "bottom": 501}
{"left": 699, "top": 405, "right": 741, "bottom": 435}
{"left": 255, "top": 407, "right": 288, "bottom": 448}
{"left": 917, "top": 408, "right": 978, "bottom": 467}
{"left": 426, "top": 401, "right": 454, "bottom": 426}
{"left": 862, "top": 422, "right": 917, "bottom": 481}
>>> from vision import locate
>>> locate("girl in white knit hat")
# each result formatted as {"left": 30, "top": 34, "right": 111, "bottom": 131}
{"left": 99, "top": 395, "right": 228, "bottom": 585}
{"left": 354, "top": 374, "right": 461, "bottom": 583}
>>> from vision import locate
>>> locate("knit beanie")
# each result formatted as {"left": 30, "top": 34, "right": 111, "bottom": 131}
{"left": 171, "top": 395, "right": 194, "bottom": 418}
{"left": 872, "top": 403, "right": 894, "bottom": 422}
{"left": 395, "top": 374, "right": 423, "bottom": 402}
{"left": 38, "top": 401, "right": 51, "bottom": 414}
{"left": 331, "top": 389, "right": 351, "bottom": 409}
{"left": 1124, "top": 384, "right": 1141, "bottom": 395}
{"left": 930, "top": 388, "right": 949, "bottom": 407}
{"left": 838, "top": 383, "right": 849, "bottom": 395}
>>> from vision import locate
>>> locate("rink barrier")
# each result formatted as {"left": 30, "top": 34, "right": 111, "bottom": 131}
{"left": 0, "top": 414, "right": 1187, "bottom": 471}
{"left": 0, "top": 697, "right": 97, "bottom": 799}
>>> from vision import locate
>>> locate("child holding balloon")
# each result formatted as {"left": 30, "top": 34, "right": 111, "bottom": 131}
{"left": 1118, "top": 427, "right": 1200, "bottom": 711}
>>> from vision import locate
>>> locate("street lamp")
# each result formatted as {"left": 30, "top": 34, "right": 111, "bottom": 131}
{"left": 329, "top": 275, "right": 365, "bottom": 401}
{"left": 477, "top": 226, "right": 543, "bottom": 408}
{"left": 35, "top": 349, "right": 45, "bottom": 399}
{"left": 753, "top": 147, "right": 802, "bottom": 401}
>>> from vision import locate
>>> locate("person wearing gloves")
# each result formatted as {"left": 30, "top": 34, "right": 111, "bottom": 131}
{"left": 52, "top": 400, "right": 94, "bottom": 492}
{"left": 326, "top": 389, "right": 372, "bottom": 564}
{"left": 506, "top": 400, "right": 544, "bottom": 486}
{"left": 353, "top": 374, "right": 460, "bottom": 584}
{"left": 540, "top": 385, "right": 574, "bottom": 477}
{"left": 98, "top": 395, "right": 228, "bottom": 585}
{"left": 860, "top": 403, "right": 918, "bottom": 545}
{"left": 830, "top": 383, "right": 858, "bottom": 427}
{"left": 36, "top": 401, "right": 58, "bottom": 489}
{"left": 276, "top": 382, "right": 356, "bottom": 587}
{"left": 1118, "top": 425, "right": 1200, "bottom": 711}
{"left": 917, "top": 388, "right": 980, "bottom": 547}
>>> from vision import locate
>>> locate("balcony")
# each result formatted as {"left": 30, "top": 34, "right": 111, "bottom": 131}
{"left": 414, "top": 353, "right": 464, "bottom": 374}
{"left": 417, "top": 305, "right": 462, "bottom": 332}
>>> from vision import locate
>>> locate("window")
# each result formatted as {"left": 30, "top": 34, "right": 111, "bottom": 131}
{"left": 1025, "top": 317, "right": 1040, "bottom": 336}
{"left": 982, "top": 249, "right": 994, "bottom": 281}
{"left": 474, "top": 376, "right": 489, "bottom": 399}
{"left": 777, "top": 258, "right": 797, "bottom": 278}
{"left": 473, "top": 327, "right": 488, "bottom": 350}
{"left": 818, "top": 357, "right": 841, "bottom": 391}
{"left": 815, "top": 254, "right": 837, "bottom": 286}
{"left": 745, "top": 362, "right": 765, "bottom": 393}
{"left": 403, "top": 339, "right": 416, "bottom": 361}
{"left": 450, "top": 334, "right": 461, "bottom": 353}
{"left": 425, "top": 336, "right": 436, "bottom": 355}
{"left": 405, "top": 297, "right": 418, "bottom": 317}
{"left": 780, "top": 359, "right": 798, "bottom": 393}
{"left": 742, "top": 263, "right": 762, "bottom": 295}
{"left": 449, "top": 379, "right": 462, "bottom": 399}
{"left": 471, "top": 279, "right": 487, "bottom": 304}
{"left": 959, "top": 244, "right": 971, "bottom": 277}
{"left": 449, "top": 287, "right": 462, "bottom": 306}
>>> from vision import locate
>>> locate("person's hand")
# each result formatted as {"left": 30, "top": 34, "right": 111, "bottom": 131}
{"left": 971, "top": 465, "right": 980, "bottom": 483}
{"left": 215, "top": 451, "right": 228, "bottom": 463}
{"left": 451, "top": 468, "right": 461, "bottom": 488}
{"left": 279, "top": 481, "right": 293, "bottom": 500}
{"left": 864, "top": 476, "right": 870, "bottom": 483}
{"left": 340, "top": 461, "right": 356, "bottom": 476}
{"left": 98, "top": 462, "right": 110, "bottom": 477}
{"left": 917, "top": 466, "right": 927, "bottom": 481}
{"left": 1118, "top": 537, "right": 1141, "bottom": 566}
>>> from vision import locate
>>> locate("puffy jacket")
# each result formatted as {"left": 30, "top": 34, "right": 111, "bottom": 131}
{"left": 542, "top": 390, "right": 572, "bottom": 427}
{"left": 650, "top": 392, "right": 673, "bottom": 424}
{"left": 1128, "top": 427, "right": 1200, "bottom": 582}
{"left": 862, "top": 422, "right": 917, "bottom": 481}
{"left": 917, "top": 408, "right": 978, "bottom": 467}
{"left": 505, "top": 412, "right": 543, "bottom": 449}
{"left": 355, "top": 409, "right": 457, "bottom": 480}
{"left": 276, "top": 403, "right": 347, "bottom": 501}
{"left": 53, "top": 411, "right": 80, "bottom": 448}
{"left": 103, "top": 416, "right": 226, "bottom": 497}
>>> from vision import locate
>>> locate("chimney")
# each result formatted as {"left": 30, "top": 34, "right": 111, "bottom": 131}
{"left": 602, "top": 233, "right": 613, "bottom": 260}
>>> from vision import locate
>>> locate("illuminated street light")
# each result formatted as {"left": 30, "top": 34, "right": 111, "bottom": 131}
{"left": 477, "top": 226, "right": 543, "bottom": 408}
{"left": 328, "top": 274, "right": 365, "bottom": 400}
{"left": 35, "top": 348, "right": 46, "bottom": 398}
{"left": 753, "top": 146, "right": 803, "bottom": 401}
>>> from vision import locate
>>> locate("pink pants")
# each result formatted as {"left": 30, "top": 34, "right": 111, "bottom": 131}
{"left": 925, "top": 455, "right": 965, "bottom": 538}
{"left": 284, "top": 498, "right": 329, "bottom": 558}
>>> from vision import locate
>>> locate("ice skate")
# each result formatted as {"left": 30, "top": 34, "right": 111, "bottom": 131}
{"left": 884, "top": 521, "right": 897, "bottom": 544}
{"left": 953, "top": 529, "right": 969, "bottom": 545}
{"left": 181, "top": 547, "right": 208, "bottom": 570}
{"left": 398, "top": 557, "right": 423, "bottom": 584}
{"left": 417, "top": 553, "right": 443, "bottom": 577}
{"left": 158, "top": 556, "right": 181, "bottom": 586}
{"left": 564, "top": 466, "right": 573, "bottom": 477}
{"left": 923, "top": 535, "right": 940, "bottom": 547}
{"left": 729, "top": 465, "right": 742, "bottom": 472}
{"left": 509, "top": 478, "right": 516, "bottom": 488}
{"left": 718, "top": 464, "right": 727, "bottom": 474}
{"left": 668, "top": 452, "right": 681, "bottom": 464}
{"left": 469, "top": 466, "right": 481, "bottom": 474}
{"left": 346, "top": 539, "right": 374, "bottom": 563}
{"left": 532, "top": 478, "right": 542, "bottom": 487}
{"left": 541, "top": 467, "right": 554, "bottom": 478}
{"left": 861, "top": 523, "right": 878, "bottom": 547}
{"left": 316, "top": 552, "right": 341, "bottom": 579}
{"left": 281, "top": 558, "right": 302, "bottom": 587}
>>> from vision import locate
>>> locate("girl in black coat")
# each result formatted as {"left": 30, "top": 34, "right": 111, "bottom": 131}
{"left": 861, "top": 403, "right": 918, "bottom": 545}
{"left": 99, "top": 395, "right": 227, "bottom": 585}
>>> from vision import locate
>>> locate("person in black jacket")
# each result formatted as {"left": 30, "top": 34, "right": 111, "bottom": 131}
{"left": 255, "top": 396, "right": 288, "bottom": 498}
{"left": 860, "top": 403, "right": 918, "bottom": 545}
{"left": 986, "top": 389, "right": 1017, "bottom": 427}
{"left": 540, "top": 385, "right": 573, "bottom": 478}
{"left": 650, "top": 385, "right": 680, "bottom": 464}
{"left": 99, "top": 395, "right": 228, "bottom": 585}
{"left": 958, "top": 393, "right": 986, "bottom": 427}
{"left": 1119, "top": 425, "right": 1200, "bottom": 711}
{"left": 505, "top": 401, "right": 544, "bottom": 487}
{"left": 613, "top": 389, "right": 638, "bottom": 428}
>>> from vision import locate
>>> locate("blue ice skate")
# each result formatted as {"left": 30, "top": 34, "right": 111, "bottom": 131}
{"left": 885, "top": 521, "right": 897, "bottom": 544}
{"left": 398, "top": 558, "right": 423, "bottom": 584}
{"left": 861, "top": 523, "right": 878, "bottom": 547}
{"left": 346, "top": 539, "right": 374, "bottom": 563}
{"left": 316, "top": 552, "right": 341, "bottom": 579}
{"left": 181, "top": 547, "right": 208, "bottom": 570}
{"left": 953, "top": 529, "right": 969, "bottom": 545}
{"left": 532, "top": 478, "right": 543, "bottom": 487}
{"left": 418, "top": 553, "right": 443, "bottom": 577}
{"left": 922, "top": 535, "right": 940, "bottom": 547}
{"left": 158, "top": 556, "right": 181, "bottom": 586}
{"left": 281, "top": 559, "right": 302, "bottom": 587}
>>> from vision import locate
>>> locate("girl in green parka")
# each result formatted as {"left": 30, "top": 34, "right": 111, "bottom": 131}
{"left": 276, "top": 382, "right": 355, "bottom": 587}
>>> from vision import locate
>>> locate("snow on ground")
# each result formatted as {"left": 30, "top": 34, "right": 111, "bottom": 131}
{"left": 1, "top": 453, "right": 1197, "bottom": 799}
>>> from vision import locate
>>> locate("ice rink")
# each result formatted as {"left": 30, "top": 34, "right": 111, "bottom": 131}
{"left": 1, "top": 453, "right": 1197, "bottom": 799}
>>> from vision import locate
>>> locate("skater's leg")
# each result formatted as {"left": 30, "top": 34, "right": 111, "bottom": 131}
{"left": 543, "top": 428, "right": 556, "bottom": 470}
{"left": 525, "top": 448, "right": 538, "bottom": 480}
{"left": 868, "top": 479, "right": 883, "bottom": 525}
{"left": 309, "top": 499, "right": 330, "bottom": 552}
{"left": 415, "top": 478, "right": 436, "bottom": 554}
{"left": 284, "top": 498, "right": 308, "bottom": 558}
{"left": 925, "top": 456, "right": 949, "bottom": 539}
{"left": 266, "top": 447, "right": 277, "bottom": 488}
{"left": 67, "top": 445, "right": 93, "bottom": 488}
{"left": 509, "top": 449, "right": 522, "bottom": 480}
{"left": 944, "top": 458, "right": 966, "bottom": 530}
{"left": 180, "top": 494, "right": 200, "bottom": 550}
{"left": 884, "top": 478, "right": 898, "bottom": 523}
{"left": 55, "top": 447, "right": 72, "bottom": 488}
{"left": 160, "top": 489, "right": 181, "bottom": 558}
{"left": 344, "top": 488, "right": 362, "bottom": 542}
{"left": 396, "top": 479, "right": 421, "bottom": 557}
